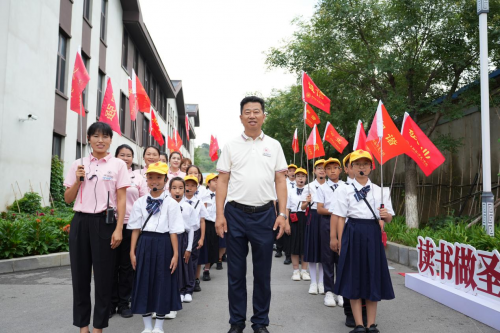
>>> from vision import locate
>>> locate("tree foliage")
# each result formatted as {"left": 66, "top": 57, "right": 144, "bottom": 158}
{"left": 194, "top": 143, "right": 217, "bottom": 173}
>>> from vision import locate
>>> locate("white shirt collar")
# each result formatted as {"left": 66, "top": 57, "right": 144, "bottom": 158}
{"left": 352, "top": 178, "right": 372, "bottom": 190}
{"left": 241, "top": 131, "right": 265, "bottom": 141}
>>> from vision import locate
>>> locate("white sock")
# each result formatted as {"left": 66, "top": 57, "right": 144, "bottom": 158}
{"left": 301, "top": 269, "right": 308, "bottom": 273}
{"left": 142, "top": 314, "right": 153, "bottom": 330}
{"left": 293, "top": 269, "right": 299, "bottom": 274}
{"left": 318, "top": 263, "right": 324, "bottom": 284}
{"left": 154, "top": 318, "right": 164, "bottom": 331}
{"left": 309, "top": 263, "right": 317, "bottom": 282}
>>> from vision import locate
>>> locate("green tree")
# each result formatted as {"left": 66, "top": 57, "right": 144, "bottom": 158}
{"left": 194, "top": 143, "right": 218, "bottom": 173}
{"left": 265, "top": 0, "right": 500, "bottom": 228}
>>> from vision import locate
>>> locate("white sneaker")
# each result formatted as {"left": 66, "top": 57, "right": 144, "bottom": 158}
{"left": 152, "top": 329, "right": 164, "bottom": 333}
{"left": 301, "top": 270, "right": 311, "bottom": 281}
{"left": 308, "top": 283, "right": 318, "bottom": 295}
{"left": 318, "top": 283, "right": 325, "bottom": 294}
{"left": 324, "top": 291, "right": 337, "bottom": 307}
{"left": 336, "top": 294, "right": 344, "bottom": 307}
{"left": 164, "top": 311, "right": 177, "bottom": 319}
{"left": 180, "top": 295, "right": 185, "bottom": 302}
{"left": 141, "top": 330, "right": 152, "bottom": 333}
{"left": 183, "top": 294, "right": 192, "bottom": 303}
{"left": 292, "top": 270, "right": 301, "bottom": 281}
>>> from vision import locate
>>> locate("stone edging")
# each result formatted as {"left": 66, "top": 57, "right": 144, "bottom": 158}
{"left": 0, "top": 252, "right": 70, "bottom": 274}
{"left": 385, "top": 241, "right": 417, "bottom": 270}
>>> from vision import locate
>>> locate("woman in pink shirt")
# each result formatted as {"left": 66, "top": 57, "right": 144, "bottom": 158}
{"left": 167, "top": 151, "right": 186, "bottom": 184}
{"left": 111, "top": 144, "right": 148, "bottom": 319}
{"left": 134, "top": 146, "right": 161, "bottom": 178}
{"left": 64, "top": 122, "right": 130, "bottom": 333}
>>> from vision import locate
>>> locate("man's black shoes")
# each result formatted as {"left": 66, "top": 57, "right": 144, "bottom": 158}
{"left": 254, "top": 327, "right": 270, "bottom": 333}
{"left": 228, "top": 325, "right": 244, "bottom": 333}
{"left": 118, "top": 307, "right": 133, "bottom": 318}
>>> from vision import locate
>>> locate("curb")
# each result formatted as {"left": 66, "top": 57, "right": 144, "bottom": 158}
{"left": 0, "top": 252, "right": 70, "bottom": 274}
{"left": 385, "top": 241, "right": 418, "bottom": 270}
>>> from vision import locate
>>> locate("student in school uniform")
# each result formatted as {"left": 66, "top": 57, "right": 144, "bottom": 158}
{"left": 315, "top": 158, "right": 344, "bottom": 307}
{"left": 277, "top": 164, "right": 297, "bottom": 263}
{"left": 135, "top": 146, "right": 161, "bottom": 178}
{"left": 302, "top": 159, "right": 327, "bottom": 294}
{"left": 286, "top": 164, "right": 297, "bottom": 189}
{"left": 63, "top": 122, "right": 131, "bottom": 333}
{"left": 198, "top": 173, "right": 219, "bottom": 281}
{"left": 180, "top": 157, "right": 192, "bottom": 173}
{"left": 331, "top": 150, "right": 395, "bottom": 333}
{"left": 167, "top": 151, "right": 186, "bottom": 183}
{"left": 167, "top": 177, "right": 197, "bottom": 318}
{"left": 286, "top": 168, "right": 311, "bottom": 281}
{"left": 185, "top": 165, "right": 209, "bottom": 204}
{"left": 128, "top": 162, "right": 184, "bottom": 333}
{"left": 159, "top": 152, "right": 168, "bottom": 164}
{"left": 343, "top": 153, "right": 355, "bottom": 184}
{"left": 111, "top": 144, "right": 149, "bottom": 319}
{"left": 183, "top": 175, "right": 209, "bottom": 295}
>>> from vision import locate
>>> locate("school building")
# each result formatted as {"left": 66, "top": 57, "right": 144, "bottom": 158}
{"left": 0, "top": 0, "right": 200, "bottom": 210}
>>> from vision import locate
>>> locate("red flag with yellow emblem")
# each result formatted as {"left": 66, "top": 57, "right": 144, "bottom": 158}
{"left": 98, "top": 78, "right": 121, "bottom": 135}
{"left": 323, "top": 121, "right": 348, "bottom": 153}
{"left": 401, "top": 113, "right": 445, "bottom": 176}
{"left": 302, "top": 72, "right": 331, "bottom": 114}
{"left": 167, "top": 135, "right": 176, "bottom": 153}
{"left": 149, "top": 109, "right": 164, "bottom": 146}
{"left": 70, "top": 51, "right": 90, "bottom": 115}
{"left": 304, "top": 124, "right": 325, "bottom": 160}
{"left": 304, "top": 103, "right": 321, "bottom": 128}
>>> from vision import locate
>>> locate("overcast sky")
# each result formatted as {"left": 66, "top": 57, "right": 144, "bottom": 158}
{"left": 140, "top": 0, "right": 317, "bottom": 148}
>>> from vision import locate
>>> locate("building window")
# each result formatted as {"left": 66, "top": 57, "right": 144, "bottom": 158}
{"left": 130, "top": 118, "right": 136, "bottom": 141}
{"left": 76, "top": 142, "right": 86, "bottom": 159}
{"left": 161, "top": 136, "right": 166, "bottom": 152}
{"left": 83, "top": 0, "right": 91, "bottom": 22}
{"left": 144, "top": 66, "right": 150, "bottom": 96}
{"left": 150, "top": 78, "right": 156, "bottom": 107}
{"left": 133, "top": 47, "right": 139, "bottom": 73}
{"left": 122, "top": 29, "right": 128, "bottom": 69}
{"left": 52, "top": 134, "right": 63, "bottom": 158}
{"left": 120, "top": 93, "right": 126, "bottom": 134}
{"left": 142, "top": 117, "right": 150, "bottom": 147}
{"left": 96, "top": 71, "right": 105, "bottom": 119}
{"left": 55, "top": 33, "right": 67, "bottom": 94}
{"left": 81, "top": 53, "right": 90, "bottom": 109}
{"left": 100, "top": 0, "right": 107, "bottom": 41}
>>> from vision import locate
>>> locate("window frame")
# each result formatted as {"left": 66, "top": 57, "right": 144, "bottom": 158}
{"left": 55, "top": 33, "right": 67, "bottom": 94}
{"left": 100, "top": 0, "right": 107, "bottom": 42}
{"left": 83, "top": 0, "right": 92, "bottom": 22}
{"left": 121, "top": 29, "right": 128, "bottom": 70}
{"left": 96, "top": 71, "right": 105, "bottom": 119}
{"left": 119, "top": 93, "right": 126, "bottom": 134}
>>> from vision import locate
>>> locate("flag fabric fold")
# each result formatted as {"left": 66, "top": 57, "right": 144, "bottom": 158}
{"left": 167, "top": 135, "right": 176, "bottom": 153}
{"left": 128, "top": 70, "right": 138, "bottom": 121}
{"left": 98, "top": 78, "right": 121, "bottom": 135}
{"left": 353, "top": 120, "right": 375, "bottom": 169}
{"left": 304, "top": 103, "right": 321, "bottom": 128}
{"left": 149, "top": 109, "right": 164, "bottom": 146}
{"left": 323, "top": 121, "right": 348, "bottom": 153}
{"left": 302, "top": 72, "right": 331, "bottom": 113}
{"left": 209, "top": 135, "right": 219, "bottom": 162}
{"left": 70, "top": 51, "right": 90, "bottom": 115}
{"left": 304, "top": 124, "right": 325, "bottom": 160}
{"left": 135, "top": 75, "right": 151, "bottom": 113}
{"left": 175, "top": 129, "right": 183, "bottom": 150}
{"left": 401, "top": 112, "right": 445, "bottom": 176}
{"left": 185, "top": 115, "right": 190, "bottom": 141}
{"left": 292, "top": 128, "right": 300, "bottom": 153}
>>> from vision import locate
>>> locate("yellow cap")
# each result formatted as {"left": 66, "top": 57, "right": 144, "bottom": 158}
{"left": 295, "top": 167, "right": 308, "bottom": 175}
{"left": 146, "top": 162, "right": 169, "bottom": 175}
{"left": 324, "top": 158, "right": 341, "bottom": 168}
{"left": 314, "top": 159, "right": 326, "bottom": 168}
{"left": 288, "top": 164, "right": 298, "bottom": 170}
{"left": 184, "top": 175, "right": 199, "bottom": 185}
{"left": 350, "top": 149, "right": 373, "bottom": 164}
{"left": 342, "top": 153, "right": 352, "bottom": 167}
{"left": 205, "top": 173, "right": 218, "bottom": 184}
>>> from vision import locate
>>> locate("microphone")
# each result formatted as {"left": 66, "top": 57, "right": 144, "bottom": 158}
{"left": 319, "top": 177, "right": 324, "bottom": 180}
{"left": 175, "top": 195, "right": 181, "bottom": 199}
{"left": 152, "top": 185, "right": 165, "bottom": 192}
{"left": 186, "top": 189, "right": 191, "bottom": 193}
{"left": 359, "top": 171, "right": 365, "bottom": 176}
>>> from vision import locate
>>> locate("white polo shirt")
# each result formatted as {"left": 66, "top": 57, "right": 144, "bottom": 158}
{"left": 217, "top": 131, "right": 288, "bottom": 206}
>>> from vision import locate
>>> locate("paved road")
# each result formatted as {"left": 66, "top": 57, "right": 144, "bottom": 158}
{"left": 0, "top": 254, "right": 496, "bottom": 333}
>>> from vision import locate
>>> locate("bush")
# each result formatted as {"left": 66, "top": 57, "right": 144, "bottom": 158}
{"left": 50, "top": 155, "right": 66, "bottom": 204}
{"left": 8, "top": 192, "right": 42, "bottom": 214}
{"left": 385, "top": 216, "right": 500, "bottom": 252}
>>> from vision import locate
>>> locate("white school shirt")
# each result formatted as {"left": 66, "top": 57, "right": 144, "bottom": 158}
{"left": 195, "top": 186, "right": 209, "bottom": 205}
{"left": 315, "top": 179, "right": 345, "bottom": 211}
{"left": 179, "top": 201, "right": 197, "bottom": 251}
{"left": 287, "top": 186, "right": 309, "bottom": 213}
{"left": 216, "top": 131, "right": 288, "bottom": 206}
{"left": 300, "top": 179, "right": 326, "bottom": 209}
{"left": 127, "top": 192, "right": 185, "bottom": 234}
{"left": 184, "top": 196, "right": 208, "bottom": 231}
{"left": 286, "top": 178, "right": 296, "bottom": 190}
{"left": 329, "top": 179, "right": 394, "bottom": 221}
{"left": 345, "top": 177, "right": 355, "bottom": 185}
{"left": 204, "top": 190, "right": 217, "bottom": 221}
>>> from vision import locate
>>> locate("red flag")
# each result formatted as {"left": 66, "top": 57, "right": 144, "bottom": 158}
{"left": 185, "top": 115, "right": 190, "bottom": 141}
{"left": 175, "top": 129, "right": 183, "bottom": 150}
{"left": 353, "top": 120, "right": 375, "bottom": 169}
{"left": 70, "top": 51, "right": 90, "bottom": 115}
{"left": 167, "top": 135, "right": 176, "bottom": 153}
{"left": 209, "top": 135, "right": 219, "bottom": 162}
{"left": 401, "top": 112, "right": 445, "bottom": 176}
{"left": 323, "top": 122, "right": 348, "bottom": 153}
{"left": 136, "top": 75, "right": 151, "bottom": 113}
{"left": 98, "top": 78, "right": 121, "bottom": 135}
{"left": 304, "top": 103, "right": 321, "bottom": 128}
{"left": 292, "top": 128, "right": 300, "bottom": 153}
{"left": 302, "top": 72, "right": 331, "bottom": 114}
{"left": 366, "top": 101, "right": 411, "bottom": 165}
{"left": 304, "top": 125, "right": 325, "bottom": 160}
{"left": 149, "top": 109, "right": 164, "bottom": 146}
{"left": 128, "top": 70, "right": 138, "bottom": 121}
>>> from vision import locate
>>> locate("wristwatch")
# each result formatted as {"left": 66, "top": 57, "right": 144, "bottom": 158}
{"left": 278, "top": 212, "right": 287, "bottom": 220}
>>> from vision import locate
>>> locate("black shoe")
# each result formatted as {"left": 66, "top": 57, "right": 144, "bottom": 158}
{"left": 202, "top": 270, "right": 211, "bottom": 281}
{"left": 109, "top": 307, "right": 116, "bottom": 319}
{"left": 222, "top": 253, "right": 227, "bottom": 262}
{"left": 284, "top": 256, "right": 291, "bottom": 265}
{"left": 228, "top": 325, "right": 244, "bottom": 333}
{"left": 194, "top": 278, "right": 202, "bottom": 292}
{"left": 299, "top": 258, "right": 302, "bottom": 264}
{"left": 274, "top": 251, "right": 283, "bottom": 258}
{"left": 363, "top": 315, "right": 368, "bottom": 327}
{"left": 118, "top": 307, "right": 133, "bottom": 318}
{"left": 216, "top": 261, "right": 223, "bottom": 270}
{"left": 345, "top": 315, "right": 356, "bottom": 328}
{"left": 349, "top": 325, "right": 366, "bottom": 333}
{"left": 367, "top": 324, "right": 379, "bottom": 332}
{"left": 254, "top": 327, "right": 270, "bottom": 333}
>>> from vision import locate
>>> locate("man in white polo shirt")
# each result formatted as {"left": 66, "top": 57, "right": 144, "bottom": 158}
{"left": 216, "top": 96, "right": 288, "bottom": 333}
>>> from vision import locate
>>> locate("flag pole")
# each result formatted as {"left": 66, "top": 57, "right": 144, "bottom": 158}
{"left": 380, "top": 136, "right": 384, "bottom": 208}
{"left": 79, "top": 94, "right": 84, "bottom": 181}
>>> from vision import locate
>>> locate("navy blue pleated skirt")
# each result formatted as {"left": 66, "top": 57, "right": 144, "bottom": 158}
{"left": 131, "top": 232, "right": 182, "bottom": 315}
{"left": 333, "top": 218, "right": 395, "bottom": 302}
{"left": 290, "top": 212, "right": 306, "bottom": 255}
{"left": 198, "top": 220, "right": 219, "bottom": 265}
{"left": 304, "top": 209, "right": 322, "bottom": 263}
{"left": 177, "top": 232, "right": 190, "bottom": 292}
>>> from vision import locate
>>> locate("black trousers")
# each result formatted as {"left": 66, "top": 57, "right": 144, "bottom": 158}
{"left": 69, "top": 212, "right": 116, "bottom": 329}
{"left": 111, "top": 228, "right": 134, "bottom": 310}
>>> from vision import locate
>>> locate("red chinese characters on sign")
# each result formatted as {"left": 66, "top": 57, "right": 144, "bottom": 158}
{"left": 416, "top": 236, "right": 500, "bottom": 304}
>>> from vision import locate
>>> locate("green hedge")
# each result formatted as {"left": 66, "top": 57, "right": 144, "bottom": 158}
{"left": 385, "top": 216, "right": 500, "bottom": 252}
